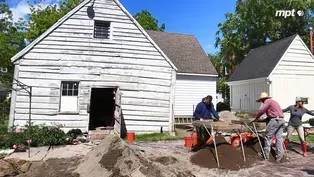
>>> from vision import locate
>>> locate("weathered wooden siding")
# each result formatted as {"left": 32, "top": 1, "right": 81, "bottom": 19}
{"left": 230, "top": 81, "right": 269, "bottom": 112}
{"left": 271, "top": 36, "right": 314, "bottom": 122}
{"left": 174, "top": 75, "right": 217, "bottom": 116}
{"left": 12, "top": 0, "right": 173, "bottom": 132}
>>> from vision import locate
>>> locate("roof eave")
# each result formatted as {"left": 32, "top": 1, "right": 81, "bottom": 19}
{"left": 227, "top": 77, "right": 268, "bottom": 86}
{"left": 177, "top": 72, "right": 218, "bottom": 77}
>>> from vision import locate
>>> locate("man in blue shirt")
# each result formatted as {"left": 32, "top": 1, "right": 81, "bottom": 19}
{"left": 193, "top": 95, "right": 223, "bottom": 121}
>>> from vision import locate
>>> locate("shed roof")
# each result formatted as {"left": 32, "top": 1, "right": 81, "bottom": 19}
{"left": 228, "top": 34, "right": 298, "bottom": 82}
{"left": 146, "top": 30, "right": 218, "bottom": 75}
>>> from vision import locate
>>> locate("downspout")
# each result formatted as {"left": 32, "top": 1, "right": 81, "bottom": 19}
{"left": 266, "top": 77, "right": 272, "bottom": 97}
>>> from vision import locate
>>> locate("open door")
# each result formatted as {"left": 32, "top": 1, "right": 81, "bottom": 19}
{"left": 114, "top": 88, "right": 122, "bottom": 136}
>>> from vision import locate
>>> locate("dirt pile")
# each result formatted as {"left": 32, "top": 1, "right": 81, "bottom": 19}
{"left": 0, "top": 158, "right": 31, "bottom": 177}
{"left": 219, "top": 111, "right": 238, "bottom": 121}
{"left": 17, "top": 157, "right": 80, "bottom": 177}
{"left": 75, "top": 135, "right": 193, "bottom": 177}
{"left": 191, "top": 137, "right": 286, "bottom": 171}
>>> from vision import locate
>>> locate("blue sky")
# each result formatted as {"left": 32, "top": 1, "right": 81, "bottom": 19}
{"left": 7, "top": 0, "right": 237, "bottom": 54}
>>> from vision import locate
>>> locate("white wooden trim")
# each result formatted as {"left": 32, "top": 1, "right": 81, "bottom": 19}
{"left": 11, "top": 0, "right": 91, "bottom": 62}
{"left": 227, "top": 77, "right": 268, "bottom": 86}
{"left": 112, "top": 0, "right": 178, "bottom": 71}
{"left": 9, "top": 65, "right": 20, "bottom": 128}
{"left": 177, "top": 73, "right": 218, "bottom": 77}
{"left": 169, "top": 69, "right": 176, "bottom": 132}
{"left": 268, "top": 35, "right": 298, "bottom": 78}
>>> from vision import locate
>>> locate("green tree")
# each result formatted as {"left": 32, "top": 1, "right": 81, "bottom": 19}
{"left": 134, "top": 10, "right": 165, "bottom": 31}
{"left": 0, "top": 4, "right": 26, "bottom": 87}
{"left": 209, "top": 53, "right": 229, "bottom": 101}
{"left": 215, "top": 0, "right": 314, "bottom": 76}
{"left": 26, "top": 0, "right": 81, "bottom": 42}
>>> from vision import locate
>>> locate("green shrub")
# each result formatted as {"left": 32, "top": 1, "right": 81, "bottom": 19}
{"left": 0, "top": 124, "right": 73, "bottom": 149}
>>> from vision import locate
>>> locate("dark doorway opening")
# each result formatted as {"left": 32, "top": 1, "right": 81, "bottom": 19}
{"left": 89, "top": 88, "right": 115, "bottom": 130}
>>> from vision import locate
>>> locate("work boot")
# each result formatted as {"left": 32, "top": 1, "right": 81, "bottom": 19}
{"left": 302, "top": 142, "right": 308, "bottom": 157}
{"left": 284, "top": 139, "right": 289, "bottom": 148}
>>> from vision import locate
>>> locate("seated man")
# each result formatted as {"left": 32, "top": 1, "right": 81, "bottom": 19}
{"left": 193, "top": 95, "right": 222, "bottom": 121}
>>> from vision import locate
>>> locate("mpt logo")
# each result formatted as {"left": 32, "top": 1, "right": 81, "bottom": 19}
{"left": 275, "top": 9, "right": 304, "bottom": 18}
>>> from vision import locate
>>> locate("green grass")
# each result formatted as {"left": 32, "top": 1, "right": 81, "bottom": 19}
{"left": 291, "top": 134, "right": 314, "bottom": 143}
{"left": 133, "top": 129, "right": 186, "bottom": 142}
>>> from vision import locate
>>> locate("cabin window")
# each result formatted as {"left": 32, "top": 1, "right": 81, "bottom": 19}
{"left": 94, "top": 21, "right": 111, "bottom": 39}
{"left": 60, "top": 81, "right": 79, "bottom": 112}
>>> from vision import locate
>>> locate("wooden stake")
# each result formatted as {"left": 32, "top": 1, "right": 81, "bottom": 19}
{"left": 207, "top": 124, "right": 220, "bottom": 168}
{"left": 238, "top": 130, "right": 246, "bottom": 162}
{"left": 253, "top": 123, "right": 267, "bottom": 160}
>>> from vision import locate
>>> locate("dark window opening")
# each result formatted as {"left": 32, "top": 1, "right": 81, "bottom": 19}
{"left": 94, "top": 21, "right": 111, "bottom": 39}
{"left": 61, "top": 81, "right": 79, "bottom": 96}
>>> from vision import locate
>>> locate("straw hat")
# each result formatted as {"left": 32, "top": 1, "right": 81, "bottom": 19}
{"left": 256, "top": 92, "right": 272, "bottom": 102}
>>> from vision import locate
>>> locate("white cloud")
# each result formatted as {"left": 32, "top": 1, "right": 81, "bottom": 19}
{"left": 10, "top": 0, "right": 59, "bottom": 22}
{"left": 10, "top": 0, "right": 31, "bottom": 22}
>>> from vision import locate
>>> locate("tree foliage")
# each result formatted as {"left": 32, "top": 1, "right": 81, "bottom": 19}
{"left": 134, "top": 10, "right": 165, "bottom": 31}
{"left": 215, "top": 0, "right": 314, "bottom": 76}
{"left": 0, "top": 4, "right": 25, "bottom": 87}
{"left": 26, "top": 0, "right": 81, "bottom": 42}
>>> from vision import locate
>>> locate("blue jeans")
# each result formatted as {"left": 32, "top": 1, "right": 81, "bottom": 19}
{"left": 264, "top": 118, "right": 285, "bottom": 160}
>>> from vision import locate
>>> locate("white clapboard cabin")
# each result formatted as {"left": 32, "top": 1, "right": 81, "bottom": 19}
{"left": 8, "top": 0, "right": 179, "bottom": 135}
{"left": 227, "top": 34, "right": 314, "bottom": 122}
{"left": 147, "top": 31, "right": 218, "bottom": 123}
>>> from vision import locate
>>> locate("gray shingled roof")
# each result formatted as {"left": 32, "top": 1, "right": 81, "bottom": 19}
{"left": 146, "top": 30, "right": 218, "bottom": 75}
{"left": 228, "top": 34, "right": 298, "bottom": 82}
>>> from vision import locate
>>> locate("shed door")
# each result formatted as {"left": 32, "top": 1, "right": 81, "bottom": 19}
{"left": 114, "top": 88, "right": 122, "bottom": 136}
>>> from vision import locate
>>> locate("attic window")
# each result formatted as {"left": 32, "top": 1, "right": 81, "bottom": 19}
{"left": 94, "top": 21, "right": 111, "bottom": 39}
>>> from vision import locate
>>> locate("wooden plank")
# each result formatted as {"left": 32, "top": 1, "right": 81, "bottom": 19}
{"left": 122, "top": 105, "right": 169, "bottom": 113}
{"left": 124, "top": 120, "right": 169, "bottom": 126}
{"left": 33, "top": 44, "right": 160, "bottom": 56}
{"left": 16, "top": 87, "right": 59, "bottom": 97}
{"left": 15, "top": 78, "right": 60, "bottom": 88}
{"left": 44, "top": 36, "right": 153, "bottom": 47}
{"left": 28, "top": 48, "right": 165, "bottom": 60}
{"left": 126, "top": 125, "right": 169, "bottom": 132}
{"left": 38, "top": 40, "right": 156, "bottom": 52}
{"left": 121, "top": 90, "right": 170, "bottom": 101}
{"left": 122, "top": 110, "right": 169, "bottom": 117}
{"left": 16, "top": 96, "right": 59, "bottom": 104}
{"left": 15, "top": 108, "right": 58, "bottom": 115}
{"left": 21, "top": 55, "right": 170, "bottom": 68}
{"left": 121, "top": 97, "right": 169, "bottom": 107}
{"left": 14, "top": 113, "right": 88, "bottom": 121}
{"left": 15, "top": 102, "right": 59, "bottom": 109}
{"left": 14, "top": 120, "right": 87, "bottom": 127}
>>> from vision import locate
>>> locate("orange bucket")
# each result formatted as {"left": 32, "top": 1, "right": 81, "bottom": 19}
{"left": 184, "top": 136, "right": 192, "bottom": 148}
{"left": 192, "top": 133, "right": 198, "bottom": 147}
{"left": 127, "top": 132, "right": 135, "bottom": 143}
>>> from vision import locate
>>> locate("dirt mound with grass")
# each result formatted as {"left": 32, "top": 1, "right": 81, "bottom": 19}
{"left": 191, "top": 137, "right": 288, "bottom": 171}
{"left": 75, "top": 135, "right": 192, "bottom": 177}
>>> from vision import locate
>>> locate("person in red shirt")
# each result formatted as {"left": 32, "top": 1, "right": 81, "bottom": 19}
{"left": 253, "top": 92, "right": 285, "bottom": 163}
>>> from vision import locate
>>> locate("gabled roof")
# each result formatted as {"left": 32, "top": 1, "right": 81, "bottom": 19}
{"left": 146, "top": 30, "right": 218, "bottom": 75}
{"left": 228, "top": 34, "right": 298, "bottom": 82}
{"left": 11, "top": 0, "right": 178, "bottom": 71}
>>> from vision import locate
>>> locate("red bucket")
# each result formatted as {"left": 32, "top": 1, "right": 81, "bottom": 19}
{"left": 184, "top": 136, "right": 192, "bottom": 148}
{"left": 192, "top": 133, "right": 198, "bottom": 147}
{"left": 127, "top": 132, "right": 135, "bottom": 143}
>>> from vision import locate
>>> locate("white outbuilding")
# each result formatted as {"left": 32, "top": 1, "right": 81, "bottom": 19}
{"left": 227, "top": 34, "right": 314, "bottom": 121}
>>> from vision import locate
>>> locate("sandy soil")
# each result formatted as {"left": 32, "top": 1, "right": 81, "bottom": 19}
{"left": 2, "top": 136, "right": 314, "bottom": 177}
